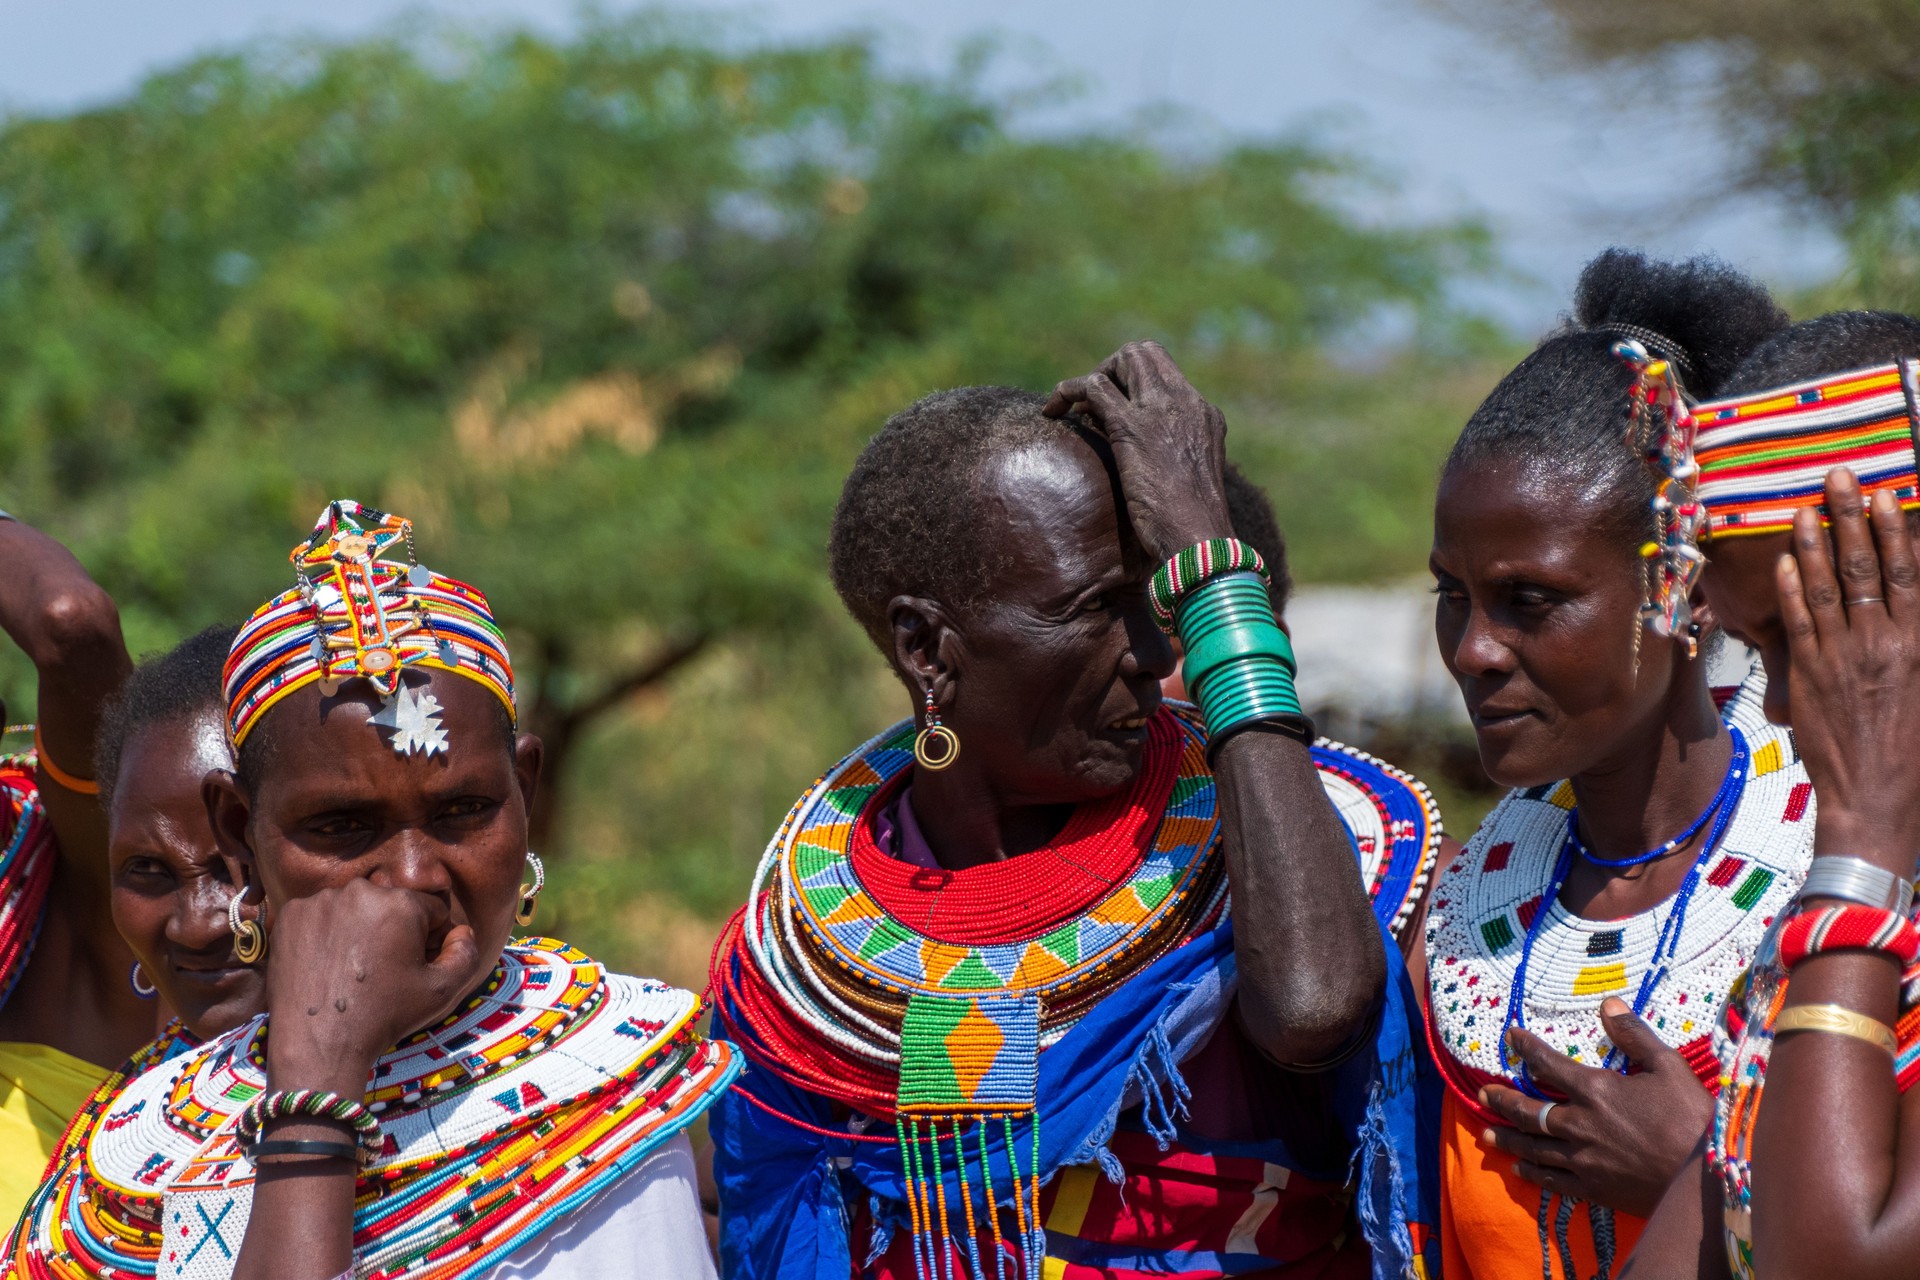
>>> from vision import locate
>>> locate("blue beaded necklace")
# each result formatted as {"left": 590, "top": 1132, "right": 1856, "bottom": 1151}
{"left": 1500, "top": 725, "right": 1750, "bottom": 1095}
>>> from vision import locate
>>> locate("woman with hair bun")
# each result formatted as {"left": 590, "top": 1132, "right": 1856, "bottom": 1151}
{"left": 1425, "top": 249, "right": 1813, "bottom": 1280}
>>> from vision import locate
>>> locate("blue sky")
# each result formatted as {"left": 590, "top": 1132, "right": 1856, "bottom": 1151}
{"left": 0, "top": 0, "right": 1845, "bottom": 329}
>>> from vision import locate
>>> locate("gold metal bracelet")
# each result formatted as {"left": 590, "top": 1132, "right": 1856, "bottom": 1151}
{"left": 1773, "top": 1003, "right": 1898, "bottom": 1054}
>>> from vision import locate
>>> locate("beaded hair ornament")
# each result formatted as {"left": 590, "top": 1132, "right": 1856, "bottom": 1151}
{"left": 1616, "top": 339, "right": 1708, "bottom": 658}
{"left": 1692, "top": 358, "right": 1920, "bottom": 538}
{"left": 224, "top": 500, "right": 515, "bottom": 755}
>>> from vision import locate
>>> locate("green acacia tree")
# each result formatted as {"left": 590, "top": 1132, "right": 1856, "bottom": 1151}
{"left": 0, "top": 14, "right": 1496, "bottom": 964}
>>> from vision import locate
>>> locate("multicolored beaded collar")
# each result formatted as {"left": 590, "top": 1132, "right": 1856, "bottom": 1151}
{"left": 12, "top": 939, "right": 737, "bottom": 1280}
{"left": 1312, "top": 739, "right": 1443, "bottom": 939}
{"left": 1425, "top": 670, "right": 1815, "bottom": 1125}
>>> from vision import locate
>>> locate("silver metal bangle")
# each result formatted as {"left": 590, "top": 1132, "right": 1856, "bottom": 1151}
{"left": 1798, "top": 855, "right": 1915, "bottom": 914}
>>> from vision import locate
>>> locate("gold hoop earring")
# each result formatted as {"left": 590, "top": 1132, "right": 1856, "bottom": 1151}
{"left": 228, "top": 887, "right": 267, "bottom": 966}
{"left": 914, "top": 684, "right": 959, "bottom": 772}
{"left": 515, "top": 851, "right": 545, "bottom": 927}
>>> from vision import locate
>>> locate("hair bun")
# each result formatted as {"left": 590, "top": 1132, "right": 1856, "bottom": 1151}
{"left": 1571, "top": 248, "right": 1788, "bottom": 398}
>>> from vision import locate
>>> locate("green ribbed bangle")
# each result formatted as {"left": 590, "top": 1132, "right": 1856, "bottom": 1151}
{"left": 1176, "top": 573, "right": 1310, "bottom": 750}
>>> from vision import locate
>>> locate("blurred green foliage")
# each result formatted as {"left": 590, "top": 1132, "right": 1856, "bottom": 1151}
{"left": 0, "top": 13, "right": 1506, "bottom": 982}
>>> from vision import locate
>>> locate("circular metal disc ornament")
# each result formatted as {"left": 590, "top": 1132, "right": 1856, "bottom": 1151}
{"left": 914, "top": 724, "right": 960, "bottom": 771}
{"left": 410, "top": 564, "right": 433, "bottom": 588}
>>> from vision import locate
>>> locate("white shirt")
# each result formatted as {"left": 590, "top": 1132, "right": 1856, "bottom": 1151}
{"left": 490, "top": 1134, "right": 716, "bottom": 1279}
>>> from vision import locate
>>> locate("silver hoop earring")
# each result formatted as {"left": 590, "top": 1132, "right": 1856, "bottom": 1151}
{"left": 130, "top": 962, "right": 157, "bottom": 999}
{"left": 515, "top": 851, "right": 545, "bottom": 928}
{"left": 228, "top": 887, "right": 266, "bottom": 966}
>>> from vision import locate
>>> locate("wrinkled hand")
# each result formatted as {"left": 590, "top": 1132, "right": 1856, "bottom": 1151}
{"left": 1042, "top": 340, "right": 1232, "bottom": 562}
{"left": 1478, "top": 998, "right": 1713, "bottom": 1217}
{"left": 262, "top": 879, "right": 482, "bottom": 1097}
{"left": 1776, "top": 469, "right": 1920, "bottom": 875}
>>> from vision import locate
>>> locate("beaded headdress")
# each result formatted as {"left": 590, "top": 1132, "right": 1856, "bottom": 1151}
{"left": 224, "top": 500, "right": 515, "bottom": 752}
{"left": 1692, "top": 359, "right": 1920, "bottom": 538}
{"left": 1615, "top": 339, "right": 1708, "bottom": 654}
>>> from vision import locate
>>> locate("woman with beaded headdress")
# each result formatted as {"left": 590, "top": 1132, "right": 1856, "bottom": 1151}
{"left": 1616, "top": 309, "right": 1920, "bottom": 1279}
{"left": 710, "top": 341, "right": 1444, "bottom": 1280}
{"left": 3, "top": 500, "right": 739, "bottom": 1279}
{"left": 1421, "top": 249, "right": 1819, "bottom": 1280}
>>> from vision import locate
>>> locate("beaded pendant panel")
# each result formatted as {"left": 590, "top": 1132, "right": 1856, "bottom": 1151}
{"left": 1425, "top": 672, "right": 1815, "bottom": 1103}
{"left": 1311, "top": 739, "right": 1443, "bottom": 940}
{"left": 38, "top": 939, "right": 738, "bottom": 1280}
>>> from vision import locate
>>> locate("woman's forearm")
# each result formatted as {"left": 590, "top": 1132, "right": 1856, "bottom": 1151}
{"left": 1750, "top": 947, "right": 1914, "bottom": 1280}
{"left": 1214, "top": 727, "right": 1385, "bottom": 1063}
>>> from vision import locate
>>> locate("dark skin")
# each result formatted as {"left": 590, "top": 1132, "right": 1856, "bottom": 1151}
{"left": 204, "top": 672, "right": 541, "bottom": 1280}
{"left": 1632, "top": 470, "right": 1920, "bottom": 1280}
{"left": 1163, "top": 599, "right": 1465, "bottom": 968}
{"left": 106, "top": 708, "right": 262, "bottom": 1038}
{"left": 1428, "top": 457, "right": 1726, "bottom": 1217}
{"left": 891, "top": 339, "right": 1383, "bottom": 1064}
{"left": 0, "top": 518, "right": 150, "bottom": 1067}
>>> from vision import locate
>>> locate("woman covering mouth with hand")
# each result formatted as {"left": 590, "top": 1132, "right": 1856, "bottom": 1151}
{"left": 5, "top": 501, "right": 738, "bottom": 1280}
{"left": 1424, "top": 249, "right": 1816, "bottom": 1280}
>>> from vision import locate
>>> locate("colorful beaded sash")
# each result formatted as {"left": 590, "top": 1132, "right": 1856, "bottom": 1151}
{"left": 9, "top": 939, "right": 738, "bottom": 1280}
{"left": 1693, "top": 360, "right": 1920, "bottom": 537}
{"left": 1425, "top": 672, "right": 1815, "bottom": 1125}
{"left": 1312, "top": 739, "right": 1443, "bottom": 939}
{"left": 0, "top": 756, "right": 56, "bottom": 1015}
{"left": 1709, "top": 908, "right": 1920, "bottom": 1280}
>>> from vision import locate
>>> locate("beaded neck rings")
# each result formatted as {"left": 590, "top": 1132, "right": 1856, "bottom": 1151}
{"left": 1615, "top": 339, "right": 1708, "bottom": 658}
{"left": 224, "top": 501, "right": 515, "bottom": 756}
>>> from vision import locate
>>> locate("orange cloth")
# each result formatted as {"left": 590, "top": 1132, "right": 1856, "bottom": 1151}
{"left": 1439, "top": 1090, "right": 1647, "bottom": 1280}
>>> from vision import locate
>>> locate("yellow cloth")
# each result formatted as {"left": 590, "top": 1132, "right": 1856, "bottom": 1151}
{"left": 0, "top": 1042, "right": 108, "bottom": 1225}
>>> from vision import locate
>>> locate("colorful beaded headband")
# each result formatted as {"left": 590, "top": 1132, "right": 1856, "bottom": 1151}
{"left": 1615, "top": 339, "right": 1707, "bottom": 651}
{"left": 1693, "top": 359, "right": 1920, "bottom": 538}
{"left": 224, "top": 500, "right": 515, "bottom": 752}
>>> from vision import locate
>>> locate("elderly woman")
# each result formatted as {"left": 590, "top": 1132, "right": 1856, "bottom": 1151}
{"left": 1622, "top": 310, "right": 1920, "bottom": 1280}
{"left": 1422, "top": 249, "right": 1816, "bottom": 1280}
{"left": 6, "top": 501, "right": 738, "bottom": 1279}
{"left": 711, "top": 343, "right": 1441, "bottom": 1279}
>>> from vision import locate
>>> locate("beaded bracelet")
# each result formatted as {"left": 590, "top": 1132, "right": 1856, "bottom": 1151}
{"left": 1176, "top": 572, "right": 1312, "bottom": 752}
{"left": 236, "top": 1088, "right": 383, "bottom": 1162}
{"left": 1150, "top": 538, "right": 1271, "bottom": 633}
{"left": 1778, "top": 905, "right": 1920, "bottom": 971}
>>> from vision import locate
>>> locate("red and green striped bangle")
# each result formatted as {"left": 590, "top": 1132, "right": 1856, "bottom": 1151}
{"left": 1150, "top": 538, "right": 1271, "bottom": 632}
{"left": 1778, "top": 904, "right": 1920, "bottom": 970}
{"left": 236, "top": 1087, "right": 383, "bottom": 1161}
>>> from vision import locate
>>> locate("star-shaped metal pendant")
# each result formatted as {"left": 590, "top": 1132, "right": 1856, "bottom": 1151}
{"left": 369, "top": 683, "right": 450, "bottom": 758}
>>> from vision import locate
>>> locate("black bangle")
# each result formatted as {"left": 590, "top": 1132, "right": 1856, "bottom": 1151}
{"left": 248, "top": 1138, "right": 358, "bottom": 1163}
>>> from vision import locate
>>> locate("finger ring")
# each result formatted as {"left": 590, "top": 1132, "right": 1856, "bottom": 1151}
{"left": 1535, "top": 1099, "right": 1559, "bottom": 1136}
{"left": 1848, "top": 596, "right": 1886, "bottom": 606}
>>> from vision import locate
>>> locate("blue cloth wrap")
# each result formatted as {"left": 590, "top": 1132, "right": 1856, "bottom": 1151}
{"left": 712, "top": 918, "right": 1440, "bottom": 1280}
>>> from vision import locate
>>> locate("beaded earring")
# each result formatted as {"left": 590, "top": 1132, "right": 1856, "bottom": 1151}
{"left": 913, "top": 684, "right": 959, "bottom": 772}
{"left": 130, "top": 962, "right": 157, "bottom": 999}
{"left": 228, "top": 887, "right": 267, "bottom": 966}
{"left": 515, "top": 851, "right": 546, "bottom": 927}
